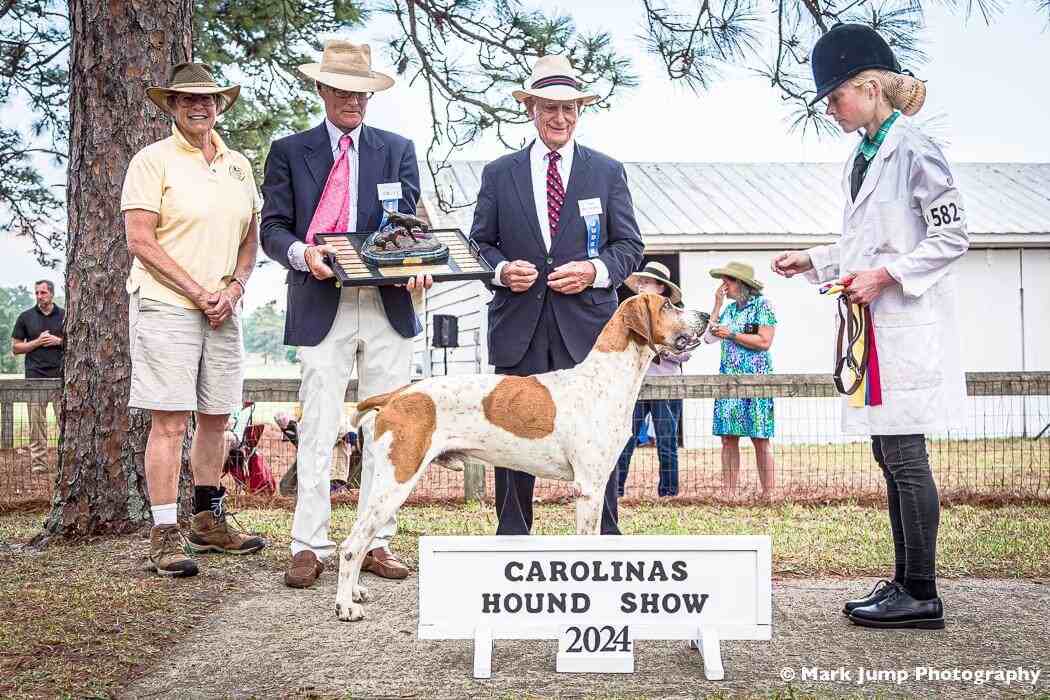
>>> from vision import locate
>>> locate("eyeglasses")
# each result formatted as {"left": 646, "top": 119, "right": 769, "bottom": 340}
{"left": 323, "top": 87, "right": 373, "bottom": 102}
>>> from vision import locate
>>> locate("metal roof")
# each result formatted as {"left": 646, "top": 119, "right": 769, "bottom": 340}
{"left": 420, "top": 161, "right": 1050, "bottom": 250}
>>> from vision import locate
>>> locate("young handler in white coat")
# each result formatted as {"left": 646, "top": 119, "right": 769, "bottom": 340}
{"left": 773, "top": 24, "right": 969, "bottom": 630}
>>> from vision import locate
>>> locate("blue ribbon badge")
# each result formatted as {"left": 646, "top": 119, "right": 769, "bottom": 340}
{"left": 377, "top": 182, "right": 404, "bottom": 231}
{"left": 584, "top": 215, "right": 601, "bottom": 259}
{"left": 578, "top": 198, "right": 603, "bottom": 258}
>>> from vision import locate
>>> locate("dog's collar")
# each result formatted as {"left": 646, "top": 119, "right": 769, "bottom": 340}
{"left": 650, "top": 342, "right": 664, "bottom": 365}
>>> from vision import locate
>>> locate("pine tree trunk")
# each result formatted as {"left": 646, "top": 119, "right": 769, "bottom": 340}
{"left": 37, "top": 0, "right": 192, "bottom": 540}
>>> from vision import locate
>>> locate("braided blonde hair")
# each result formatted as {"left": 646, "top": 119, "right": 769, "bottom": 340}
{"left": 850, "top": 69, "right": 926, "bottom": 116}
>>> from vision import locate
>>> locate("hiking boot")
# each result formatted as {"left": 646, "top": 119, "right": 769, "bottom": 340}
{"left": 147, "top": 525, "right": 199, "bottom": 578}
{"left": 185, "top": 509, "right": 266, "bottom": 555}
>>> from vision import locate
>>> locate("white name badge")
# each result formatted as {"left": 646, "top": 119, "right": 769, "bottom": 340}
{"left": 377, "top": 182, "right": 403, "bottom": 201}
{"left": 578, "top": 198, "right": 603, "bottom": 217}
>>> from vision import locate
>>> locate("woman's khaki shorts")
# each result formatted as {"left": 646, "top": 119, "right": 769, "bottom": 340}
{"left": 129, "top": 293, "right": 244, "bottom": 414}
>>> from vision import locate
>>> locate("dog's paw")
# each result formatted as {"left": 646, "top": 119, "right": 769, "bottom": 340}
{"left": 335, "top": 600, "right": 365, "bottom": 622}
{"left": 352, "top": 584, "right": 371, "bottom": 602}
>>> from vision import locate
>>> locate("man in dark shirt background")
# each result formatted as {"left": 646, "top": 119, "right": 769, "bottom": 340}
{"left": 12, "top": 280, "right": 64, "bottom": 473}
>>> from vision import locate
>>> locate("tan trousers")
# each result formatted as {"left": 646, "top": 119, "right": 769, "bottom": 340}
{"left": 290, "top": 287, "right": 414, "bottom": 560}
{"left": 28, "top": 399, "right": 59, "bottom": 470}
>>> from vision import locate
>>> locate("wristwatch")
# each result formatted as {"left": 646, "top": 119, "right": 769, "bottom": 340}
{"left": 729, "top": 331, "right": 737, "bottom": 341}
{"left": 222, "top": 274, "right": 248, "bottom": 295}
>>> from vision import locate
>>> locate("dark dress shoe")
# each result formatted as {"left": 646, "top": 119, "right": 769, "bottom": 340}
{"left": 849, "top": 585, "right": 944, "bottom": 629}
{"left": 843, "top": 579, "right": 898, "bottom": 616}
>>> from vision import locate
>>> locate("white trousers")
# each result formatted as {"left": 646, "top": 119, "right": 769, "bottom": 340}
{"left": 290, "top": 287, "right": 414, "bottom": 559}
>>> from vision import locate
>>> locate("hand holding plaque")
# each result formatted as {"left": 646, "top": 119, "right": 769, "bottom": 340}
{"left": 315, "top": 226, "right": 492, "bottom": 287}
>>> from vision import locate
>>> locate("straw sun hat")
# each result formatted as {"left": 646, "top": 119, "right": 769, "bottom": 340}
{"left": 298, "top": 40, "right": 395, "bottom": 93}
{"left": 146, "top": 62, "right": 241, "bottom": 116}
{"left": 709, "top": 261, "right": 764, "bottom": 291}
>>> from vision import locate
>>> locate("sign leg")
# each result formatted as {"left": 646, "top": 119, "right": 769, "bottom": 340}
{"left": 701, "top": 628, "right": 724, "bottom": 681}
{"left": 473, "top": 625, "right": 492, "bottom": 679}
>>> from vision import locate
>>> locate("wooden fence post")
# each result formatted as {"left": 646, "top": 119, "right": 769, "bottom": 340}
{"left": 1, "top": 399, "right": 13, "bottom": 449}
{"left": 463, "top": 462, "right": 485, "bottom": 503}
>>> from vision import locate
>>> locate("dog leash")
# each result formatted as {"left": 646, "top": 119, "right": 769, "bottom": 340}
{"left": 821, "top": 282, "right": 883, "bottom": 406}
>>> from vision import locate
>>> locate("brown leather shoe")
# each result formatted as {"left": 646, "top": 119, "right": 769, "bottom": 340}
{"left": 362, "top": 547, "right": 410, "bottom": 580}
{"left": 284, "top": 551, "right": 324, "bottom": 588}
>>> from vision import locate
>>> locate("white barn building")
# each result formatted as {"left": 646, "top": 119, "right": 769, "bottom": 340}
{"left": 413, "top": 162, "right": 1050, "bottom": 442}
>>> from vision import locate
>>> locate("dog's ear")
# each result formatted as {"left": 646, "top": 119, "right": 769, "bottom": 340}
{"left": 622, "top": 295, "right": 654, "bottom": 344}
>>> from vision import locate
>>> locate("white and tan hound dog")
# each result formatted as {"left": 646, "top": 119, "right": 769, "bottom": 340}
{"left": 335, "top": 293, "right": 709, "bottom": 621}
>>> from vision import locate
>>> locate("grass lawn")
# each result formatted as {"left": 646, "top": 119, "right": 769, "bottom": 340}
{"left": 1, "top": 502, "right": 1049, "bottom": 698}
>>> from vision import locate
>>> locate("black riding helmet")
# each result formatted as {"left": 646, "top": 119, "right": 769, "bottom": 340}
{"left": 809, "top": 24, "right": 901, "bottom": 105}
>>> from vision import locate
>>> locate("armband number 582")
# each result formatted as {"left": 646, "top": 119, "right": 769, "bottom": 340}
{"left": 928, "top": 202, "right": 962, "bottom": 227}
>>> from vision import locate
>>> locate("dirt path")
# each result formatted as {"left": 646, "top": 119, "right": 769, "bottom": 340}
{"left": 124, "top": 575, "right": 1049, "bottom": 699}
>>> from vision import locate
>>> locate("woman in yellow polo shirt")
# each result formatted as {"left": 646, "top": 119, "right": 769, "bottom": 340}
{"left": 120, "top": 62, "right": 265, "bottom": 578}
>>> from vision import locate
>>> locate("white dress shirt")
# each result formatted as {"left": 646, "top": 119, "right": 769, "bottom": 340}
{"left": 492, "top": 138, "right": 610, "bottom": 288}
{"left": 287, "top": 120, "right": 363, "bottom": 271}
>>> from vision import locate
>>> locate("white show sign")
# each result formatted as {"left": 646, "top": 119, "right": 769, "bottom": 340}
{"left": 418, "top": 535, "right": 772, "bottom": 679}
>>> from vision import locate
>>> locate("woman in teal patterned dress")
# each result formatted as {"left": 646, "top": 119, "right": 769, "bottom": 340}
{"left": 703, "top": 262, "right": 777, "bottom": 494}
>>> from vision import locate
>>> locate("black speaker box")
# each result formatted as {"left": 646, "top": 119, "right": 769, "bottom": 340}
{"left": 432, "top": 314, "right": 459, "bottom": 348}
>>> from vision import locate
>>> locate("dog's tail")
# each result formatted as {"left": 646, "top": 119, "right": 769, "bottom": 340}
{"left": 351, "top": 384, "right": 410, "bottom": 428}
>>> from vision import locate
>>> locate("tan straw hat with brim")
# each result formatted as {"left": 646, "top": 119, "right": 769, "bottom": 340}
{"left": 299, "top": 40, "right": 394, "bottom": 93}
{"left": 709, "top": 261, "right": 763, "bottom": 291}
{"left": 146, "top": 62, "right": 241, "bottom": 116}
{"left": 625, "top": 261, "right": 683, "bottom": 306}
{"left": 512, "top": 55, "right": 598, "bottom": 105}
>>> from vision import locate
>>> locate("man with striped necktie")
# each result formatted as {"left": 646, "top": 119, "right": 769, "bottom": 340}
{"left": 468, "top": 55, "right": 644, "bottom": 536}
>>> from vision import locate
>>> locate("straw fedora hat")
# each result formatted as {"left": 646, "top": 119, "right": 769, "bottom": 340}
{"left": 512, "top": 55, "right": 598, "bottom": 105}
{"left": 146, "top": 62, "right": 240, "bottom": 116}
{"left": 299, "top": 40, "right": 394, "bottom": 93}
{"left": 709, "top": 261, "right": 763, "bottom": 291}
{"left": 625, "top": 261, "right": 683, "bottom": 306}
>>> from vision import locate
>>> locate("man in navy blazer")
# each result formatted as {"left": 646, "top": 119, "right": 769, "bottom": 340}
{"left": 261, "top": 40, "right": 429, "bottom": 589}
{"left": 469, "top": 55, "right": 644, "bottom": 536}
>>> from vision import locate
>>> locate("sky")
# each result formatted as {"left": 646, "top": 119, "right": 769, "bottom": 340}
{"left": 3, "top": 1, "right": 1048, "bottom": 310}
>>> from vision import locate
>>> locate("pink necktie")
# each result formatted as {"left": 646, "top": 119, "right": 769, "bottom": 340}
{"left": 546, "top": 151, "right": 565, "bottom": 238}
{"left": 306, "top": 133, "right": 352, "bottom": 245}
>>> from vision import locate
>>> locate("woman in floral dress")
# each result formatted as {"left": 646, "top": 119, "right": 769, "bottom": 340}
{"left": 703, "top": 261, "right": 777, "bottom": 494}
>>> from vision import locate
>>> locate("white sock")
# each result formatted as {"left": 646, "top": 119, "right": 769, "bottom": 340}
{"left": 151, "top": 503, "right": 178, "bottom": 527}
